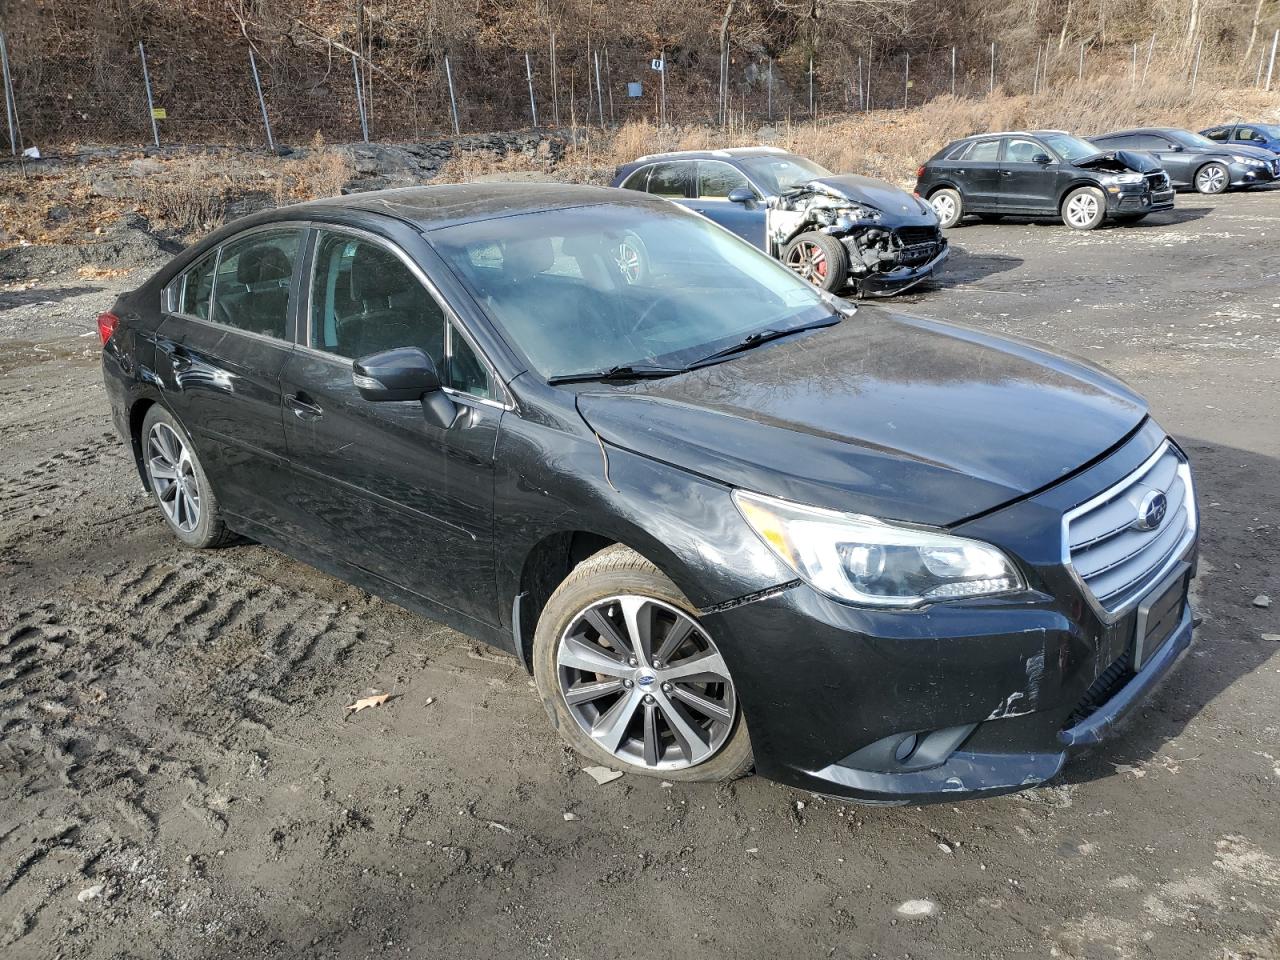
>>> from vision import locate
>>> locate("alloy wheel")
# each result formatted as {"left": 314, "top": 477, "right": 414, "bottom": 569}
{"left": 785, "top": 240, "right": 828, "bottom": 283}
{"left": 555, "top": 595, "right": 737, "bottom": 771}
{"left": 931, "top": 193, "right": 957, "bottom": 224}
{"left": 1065, "top": 192, "right": 1100, "bottom": 228}
{"left": 613, "top": 235, "right": 646, "bottom": 284}
{"left": 146, "top": 422, "right": 201, "bottom": 533}
{"left": 1196, "top": 165, "right": 1226, "bottom": 193}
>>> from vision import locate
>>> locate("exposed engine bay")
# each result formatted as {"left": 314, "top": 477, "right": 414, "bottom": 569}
{"left": 765, "top": 176, "right": 947, "bottom": 295}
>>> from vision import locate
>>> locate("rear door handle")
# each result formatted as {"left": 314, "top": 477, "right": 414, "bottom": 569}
{"left": 286, "top": 393, "right": 324, "bottom": 421}
{"left": 999, "top": 170, "right": 1013, "bottom": 177}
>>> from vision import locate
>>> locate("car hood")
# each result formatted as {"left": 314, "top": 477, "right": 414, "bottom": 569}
{"left": 576, "top": 311, "right": 1149, "bottom": 526}
{"left": 794, "top": 175, "right": 937, "bottom": 224}
{"left": 1073, "top": 150, "right": 1163, "bottom": 174}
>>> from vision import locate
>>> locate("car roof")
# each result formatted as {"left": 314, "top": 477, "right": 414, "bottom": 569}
{"left": 264, "top": 182, "right": 662, "bottom": 232}
{"left": 628, "top": 146, "right": 791, "bottom": 164}
{"left": 950, "top": 130, "right": 1069, "bottom": 143}
{"left": 1096, "top": 127, "right": 1182, "bottom": 137}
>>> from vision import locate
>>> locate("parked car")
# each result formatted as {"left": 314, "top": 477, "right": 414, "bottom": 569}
{"left": 916, "top": 130, "right": 1174, "bottom": 230}
{"left": 101, "top": 184, "right": 1199, "bottom": 804}
{"left": 1089, "top": 127, "right": 1279, "bottom": 193}
{"left": 1199, "top": 122, "right": 1280, "bottom": 157}
{"left": 611, "top": 147, "right": 947, "bottom": 296}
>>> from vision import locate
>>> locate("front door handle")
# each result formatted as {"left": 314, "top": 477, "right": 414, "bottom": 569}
{"left": 286, "top": 393, "right": 324, "bottom": 421}
{"left": 999, "top": 169, "right": 1013, "bottom": 177}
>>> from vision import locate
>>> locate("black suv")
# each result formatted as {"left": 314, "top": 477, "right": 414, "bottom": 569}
{"left": 916, "top": 130, "right": 1174, "bottom": 230}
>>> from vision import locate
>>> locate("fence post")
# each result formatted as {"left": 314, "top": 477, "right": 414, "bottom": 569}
{"left": 248, "top": 48, "right": 275, "bottom": 151}
{"left": 989, "top": 41, "right": 995, "bottom": 93}
{"left": 0, "top": 32, "right": 17, "bottom": 156}
{"left": 139, "top": 41, "right": 160, "bottom": 148}
{"left": 1190, "top": 38, "right": 1202, "bottom": 92}
{"left": 1257, "top": 50, "right": 1266, "bottom": 87}
{"left": 549, "top": 31, "right": 559, "bottom": 127}
{"left": 808, "top": 57, "right": 814, "bottom": 116}
{"left": 1267, "top": 29, "right": 1279, "bottom": 90}
{"left": 855, "top": 57, "right": 861, "bottom": 111}
{"left": 768, "top": 58, "right": 773, "bottom": 119}
{"left": 604, "top": 46, "right": 614, "bottom": 121}
{"left": 951, "top": 46, "right": 956, "bottom": 97}
{"left": 594, "top": 50, "right": 605, "bottom": 128}
{"left": 1078, "top": 40, "right": 1085, "bottom": 81}
{"left": 1033, "top": 46, "right": 1041, "bottom": 95}
{"left": 525, "top": 52, "right": 538, "bottom": 127}
{"left": 1142, "top": 33, "right": 1156, "bottom": 82}
{"left": 1131, "top": 42, "right": 1137, "bottom": 87}
{"left": 351, "top": 54, "right": 370, "bottom": 142}
{"left": 660, "top": 49, "right": 667, "bottom": 125}
{"left": 444, "top": 55, "right": 460, "bottom": 135}
{"left": 903, "top": 53, "right": 909, "bottom": 108}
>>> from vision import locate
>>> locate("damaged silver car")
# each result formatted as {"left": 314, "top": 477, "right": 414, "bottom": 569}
{"left": 611, "top": 147, "right": 948, "bottom": 296}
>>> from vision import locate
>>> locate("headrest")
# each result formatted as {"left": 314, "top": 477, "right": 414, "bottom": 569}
{"left": 350, "top": 243, "right": 412, "bottom": 302}
{"left": 501, "top": 236, "right": 555, "bottom": 281}
{"left": 236, "top": 245, "right": 292, "bottom": 285}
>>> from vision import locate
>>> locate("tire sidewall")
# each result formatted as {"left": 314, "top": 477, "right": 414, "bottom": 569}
{"left": 531, "top": 552, "right": 752, "bottom": 782}
{"left": 141, "top": 405, "right": 221, "bottom": 549}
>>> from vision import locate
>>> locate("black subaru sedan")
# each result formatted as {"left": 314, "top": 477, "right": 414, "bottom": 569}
{"left": 100, "top": 184, "right": 1198, "bottom": 803}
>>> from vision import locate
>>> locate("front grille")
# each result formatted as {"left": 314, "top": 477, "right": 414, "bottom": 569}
{"left": 1064, "top": 651, "right": 1133, "bottom": 729}
{"left": 1065, "top": 442, "right": 1196, "bottom": 617}
{"left": 895, "top": 226, "right": 941, "bottom": 245}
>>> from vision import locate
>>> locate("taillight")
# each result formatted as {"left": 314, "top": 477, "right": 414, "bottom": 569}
{"left": 916, "top": 166, "right": 926, "bottom": 178}
{"left": 97, "top": 311, "right": 120, "bottom": 346}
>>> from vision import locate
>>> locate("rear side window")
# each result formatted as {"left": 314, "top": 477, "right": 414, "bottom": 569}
{"left": 966, "top": 139, "right": 1001, "bottom": 162}
{"left": 697, "top": 161, "right": 753, "bottom": 199}
{"left": 646, "top": 161, "right": 692, "bottom": 198}
{"left": 178, "top": 252, "right": 217, "bottom": 320}
{"left": 619, "top": 166, "right": 651, "bottom": 191}
{"left": 211, "top": 230, "right": 300, "bottom": 339}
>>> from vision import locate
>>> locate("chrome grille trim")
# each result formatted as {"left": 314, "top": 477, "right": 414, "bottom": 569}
{"left": 1061, "top": 440, "right": 1197, "bottom": 623}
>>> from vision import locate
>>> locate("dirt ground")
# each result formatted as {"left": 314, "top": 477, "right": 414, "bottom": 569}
{"left": 1, "top": 188, "right": 1278, "bottom": 960}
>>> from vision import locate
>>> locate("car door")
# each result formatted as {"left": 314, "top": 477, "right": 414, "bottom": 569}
{"left": 683, "top": 160, "right": 767, "bottom": 248}
{"left": 952, "top": 137, "right": 1003, "bottom": 209}
{"left": 278, "top": 226, "right": 503, "bottom": 626}
{"left": 154, "top": 225, "right": 303, "bottom": 527}
{"left": 643, "top": 160, "right": 695, "bottom": 207}
{"left": 1136, "top": 134, "right": 1194, "bottom": 187}
{"left": 998, "top": 137, "right": 1060, "bottom": 213}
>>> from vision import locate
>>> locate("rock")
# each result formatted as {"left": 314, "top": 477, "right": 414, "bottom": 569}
{"left": 581, "top": 765, "right": 623, "bottom": 785}
{"left": 563, "top": 812, "right": 580, "bottom": 822}
{"left": 1252, "top": 595, "right": 1271, "bottom": 608}
{"left": 938, "top": 842, "right": 953, "bottom": 854}
{"left": 76, "top": 883, "right": 105, "bottom": 903}
{"left": 896, "top": 899, "right": 938, "bottom": 918}
{"left": 1262, "top": 634, "right": 1280, "bottom": 642}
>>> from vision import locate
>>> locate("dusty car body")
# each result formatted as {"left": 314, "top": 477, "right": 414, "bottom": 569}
{"left": 611, "top": 147, "right": 948, "bottom": 296}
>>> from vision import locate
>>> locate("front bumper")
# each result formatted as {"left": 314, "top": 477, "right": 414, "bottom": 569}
{"left": 1229, "top": 159, "right": 1279, "bottom": 186}
{"left": 853, "top": 241, "right": 949, "bottom": 297}
{"left": 702, "top": 423, "right": 1198, "bottom": 804}
{"left": 1106, "top": 184, "right": 1175, "bottom": 215}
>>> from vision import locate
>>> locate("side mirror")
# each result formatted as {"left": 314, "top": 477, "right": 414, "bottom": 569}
{"left": 1170, "top": 144, "right": 1184, "bottom": 152}
{"left": 1032, "top": 153, "right": 1053, "bottom": 164}
{"left": 727, "top": 186, "right": 755, "bottom": 204}
{"left": 353, "top": 346, "right": 457, "bottom": 428}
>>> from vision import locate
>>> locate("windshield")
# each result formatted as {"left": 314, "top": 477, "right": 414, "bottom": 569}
{"left": 1039, "top": 133, "right": 1100, "bottom": 162}
{"left": 430, "top": 201, "right": 833, "bottom": 380}
{"left": 1169, "top": 130, "right": 1217, "bottom": 149}
{"left": 738, "top": 154, "right": 833, "bottom": 194}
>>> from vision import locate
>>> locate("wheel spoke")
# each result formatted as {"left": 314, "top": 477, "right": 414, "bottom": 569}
{"left": 652, "top": 617, "right": 693, "bottom": 666}
{"left": 641, "top": 700, "right": 661, "bottom": 767}
{"left": 563, "top": 678, "right": 625, "bottom": 705}
{"left": 157, "top": 481, "right": 178, "bottom": 503}
{"left": 591, "top": 688, "right": 642, "bottom": 754}
{"left": 558, "top": 634, "right": 631, "bottom": 678}
{"left": 656, "top": 696, "right": 711, "bottom": 765}
{"left": 618, "top": 595, "right": 657, "bottom": 664}
{"left": 584, "top": 606, "right": 633, "bottom": 661}
{"left": 660, "top": 649, "right": 728, "bottom": 683}
{"left": 670, "top": 684, "right": 732, "bottom": 723}
{"left": 149, "top": 458, "right": 178, "bottom": 481}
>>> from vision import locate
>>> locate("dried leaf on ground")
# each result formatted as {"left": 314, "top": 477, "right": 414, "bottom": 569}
{"left": 345, "top": 693, "right": 391, "bottom": 715}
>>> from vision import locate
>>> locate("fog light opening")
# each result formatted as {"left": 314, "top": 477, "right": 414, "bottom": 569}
{"left": 894, "top": 733, "right": 920, "bottom": 764}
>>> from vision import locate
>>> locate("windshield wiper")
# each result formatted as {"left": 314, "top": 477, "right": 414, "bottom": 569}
{"left": 546, "top": 364, "right": 687, "bottom": 386}
{"left": 688, "top": 316, "right": 841, "bottom": 369}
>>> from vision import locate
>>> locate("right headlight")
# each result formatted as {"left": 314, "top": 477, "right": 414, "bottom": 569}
{"left": 734, "top": 490, "right": 1025, "bottom": 608}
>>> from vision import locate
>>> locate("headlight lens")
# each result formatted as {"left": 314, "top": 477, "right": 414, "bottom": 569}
{"left": 1232, "top": 155, "right": 1263, "bottom": 165}
{"left": 1104, "top": 172, "right": 1145, "bottom": 185}
{"left": 734, "top": 491, "right": 1024, "bottom": 607}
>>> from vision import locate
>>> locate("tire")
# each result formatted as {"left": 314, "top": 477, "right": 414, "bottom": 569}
{"left": 140, "top": 405, "right": 233, "bottom": 549}
{"left": 929, "top": 187, "right": 963, "bottom": 228}
{"left": 1061, "top": 186, "right": 1106, "bottom": 230}
{"left": 781, "top": 231, "right": 849, "bottom": 292}
{"left": 532, "top": 544, "right": 753, "bottom": 783}
{"left": 1193, "top": 162, "right": 1229, "bottom": 194}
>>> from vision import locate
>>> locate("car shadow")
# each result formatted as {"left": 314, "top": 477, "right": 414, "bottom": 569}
{"left": 1055, "top": 435, "right": 1280, "bottom": 788}
{"left": 1139, "top": 205, "right": 1213, "bottom": 227}
{"left": 896, "top": 246, "right": 1023, "bottom": 298}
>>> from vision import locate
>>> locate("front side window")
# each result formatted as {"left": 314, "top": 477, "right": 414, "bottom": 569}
{"left": 430, "top": 201, "right": 834, "bottom": 381}
{"left": 1237, "top": 126, "right": 1262, "bottom": 142}
{"left": 1039, "top": 133, "right": 1098, "bottom": 161}
{"left": 309, "top": 231, "right": 491, "bottom": 399}
{"left": 697, "top": 161, "right": 753, "bottom": 199}
{"left": 178, "top": 251, "right": 217, "bottom": 320}
{"left": 1004, "top": 138, "right": 1043, "bottom": 163}
{"left": 1169, "top": 130, "right": 1216, "bottom": 150}
{"left": 645, "top": 162, "right": 692, "bottom": 198}
{"left": 211, "top": 230, "right": 300, "bottom": 339}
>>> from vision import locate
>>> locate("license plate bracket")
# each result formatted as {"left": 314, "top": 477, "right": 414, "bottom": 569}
{"left": 1132, "top": 561, "right": 1190, "bottom": 670}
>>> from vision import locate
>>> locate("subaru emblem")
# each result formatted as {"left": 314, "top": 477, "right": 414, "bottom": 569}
{"left": 1134, "top": 490, "right": 1168, "bottom": 531}
{"left": 637, "top": 674, "right": 656, "bottom": 687}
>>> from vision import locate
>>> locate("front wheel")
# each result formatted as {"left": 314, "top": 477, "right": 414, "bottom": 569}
{"left": 781, "top": 232, "right": 849, "bottom": 292}
{"left": 141, "top": 405, "right": 233, "bottom": 549}
{"left": 1194, "top": 162, "right": 1229, "bottom": 194}
{"left": 929, "top": 187, "right": 964, "bottom": 228}
{"left": 532, "top": 545, "right": 753, "bottom": 782}
{"left": 1062, "top": 186, "right": 1106, "bottom": 230}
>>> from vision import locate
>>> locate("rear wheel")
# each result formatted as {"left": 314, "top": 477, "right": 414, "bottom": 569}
{"left": 141, "top": 405, "right": 233, "bottom": 549}
{"left": 782, "top": 232, "right": 849, "bottom": 292}
{"left": 1193, "top": 162, "right": 1229, "bottom": 194}
{"left": 929, "top": 187, "right": 963, "bottom": 228}
{"left": 1062, "top": 186, "right": 1106, "bottom": 230}
{"left": 532, "top": 545, "right": 753, "bottom": 782}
